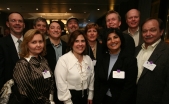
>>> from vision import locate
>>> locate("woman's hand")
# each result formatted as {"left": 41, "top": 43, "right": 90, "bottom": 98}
{"left": 88, "top": 100, "right": 92, "bottom": 104}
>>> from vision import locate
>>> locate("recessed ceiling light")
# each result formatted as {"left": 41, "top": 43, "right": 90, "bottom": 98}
{"left": 69, "top": 8, "right": 71, "bottom": 10}
{"left": 7, "top": 8, "right": 10, "bottom": 10}
{"left": 97, "top": 9, "right": 100, "bottom": 10}
{"left": 36, "top": 8, "right": 38, "bottom": 10}
{"left": 84, "top": 12, "right": 86, "bottom": 13}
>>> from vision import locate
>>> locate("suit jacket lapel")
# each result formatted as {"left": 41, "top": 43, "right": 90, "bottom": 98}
{"left": 61, "top": 40, "right": 67, "bottom": 54}
{"left": 5, "top": 35, "right": 19, "bottom": 63}
{"left": 140, "top": 41, "right": 165, "bottom": 78}
{"left": 103, "top": 53, "right": 110, "bottom": 79}
{"left": 108, "top": 52, "right": 124, "bottom": 80}
{"left": 138, "top": 29, "right": 143, "bottom": 46}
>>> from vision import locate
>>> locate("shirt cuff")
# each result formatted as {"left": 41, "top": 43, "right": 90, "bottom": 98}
{"left": 64, "top": 99, "right": 73, "bottom": 104}
{"left": 88, "top": 90, "right": 93, "bottom": 100}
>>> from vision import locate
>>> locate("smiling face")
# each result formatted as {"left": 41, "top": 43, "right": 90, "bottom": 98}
{"left": 72, "top": 35, "right": 86, "bottom": 56}
{"left": 33, "top": 21, "right": 47, "bottom": 34}
{"left": 126, "top": 9, "right": 140, "bottom": 29}
{"left": 48, "top": 22, "right": 61, "bottom": 39}
{"left": 6, "top": 13, "right": 25, "bottom": 36}
{"left": 106, "top": 13, "right": 121, "bottom": 28}
{"left": 28, "top": 34, "right": 44, "bottom": 57}
{"left": 67, "top": 19, "right": 79, "bottom": 34}
{"left": 86, "top": 27, "right": 98, "bottom": 42}
{"left": 142, "top": 19, "right": 163, "bottom": 48}
{"left": 107, "top": 32, "right": 121, "bottom": 54}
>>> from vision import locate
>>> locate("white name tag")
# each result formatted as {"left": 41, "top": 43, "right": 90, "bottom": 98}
{"left": 143, "top": 61, "right": 156, "bottom": 71}
{"left": 42, "top": 70, "right": 51, "bottom": 79}
{"left": 112, "top": 71, "right": 125, "bottom": 79}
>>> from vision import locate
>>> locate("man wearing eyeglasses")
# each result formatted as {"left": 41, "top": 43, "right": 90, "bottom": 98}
{"left": 0, "top": 12, "right": 25, "bottom": 89}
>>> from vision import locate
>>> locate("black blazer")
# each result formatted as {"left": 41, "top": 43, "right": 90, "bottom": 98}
{"left": 95, "top": 40, "right": 104, "bottom": 61}
{"left": 123, "top": 28, "right": 143, "bottom": 46}
{"left": 136, "top": 41, "right": 169, "bottom": 104}
{"left": 0, "top": 35, "right": 19, "bottom": 89}
{"left": 44, "top": 38, "right": 67, "bottom": 72}
{"left": 123, "top": 33, "right": 135, "bottom": 55}
{"left": 94, "top": 50, "right": 138, "bottom": 104}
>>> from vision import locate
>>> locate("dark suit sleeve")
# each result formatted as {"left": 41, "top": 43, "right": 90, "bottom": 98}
{"left": 123, "top": 33, "right": 135, "bottom": 55}
{"left": 116, "top": 57, "right": 138, "bottom": 104}
{"left": 93, "top": 59, "right": 102, "bottom": 104}
{"left": 0, "top": 39, "right": 5, "bottom": 89}
{"left": 161, "top": 59, "right": 169, "bottom": 104}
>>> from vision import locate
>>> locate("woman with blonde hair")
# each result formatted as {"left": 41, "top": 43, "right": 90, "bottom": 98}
{"left": 12, "top": 29, "right": 55, "bottom": 104}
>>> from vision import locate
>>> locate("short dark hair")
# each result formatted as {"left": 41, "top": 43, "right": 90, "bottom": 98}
{"left": 33, "top": 17, "right": 48, "bottom": 27}
{"left": 104, "top": 28, "right": 125, "bottom": 52}
{"left": 141, "top": 17, "right": 164, "bottom": 31}
{"left": 6, "top": 12, "right": 24, "bottom": 22}
{"left": 68, "top": 30, "right": 88, "bottom": 55}
{"left": 48, "top": 21, "right": 61, "bottom": 29}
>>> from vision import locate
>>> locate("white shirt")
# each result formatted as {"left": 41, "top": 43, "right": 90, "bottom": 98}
{"left": 136, "top": 39, "right": 161, "bottom": 82}
{"left": 128, "top": 27, "right": 139, "bottom": 47}
{"left": 11, "top": 34, "right": 23, "bottom": 53}
{"left": 55, "top": 51, "right": 94, "bottom": 104}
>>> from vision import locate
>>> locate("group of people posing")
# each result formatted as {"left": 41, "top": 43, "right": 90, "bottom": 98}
{"left": 0, "top": 8, "right": 169, "bottom": 104}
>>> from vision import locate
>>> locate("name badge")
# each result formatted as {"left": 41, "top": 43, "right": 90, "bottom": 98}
{"left": 92, "top": 60, "right": 97, "bottom": 66}
{"left": 42, "top": 70, "right": 51, "bottom": 79}
{"left": 143, "top": 61, "right": 156, "bottom": 71}
{"left": 112, "top": 69, "right": 125, "bottom": 79}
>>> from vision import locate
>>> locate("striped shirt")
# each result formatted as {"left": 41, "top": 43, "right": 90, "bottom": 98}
{"left": 13, "top": 56, "right": 54, "bottom": 104}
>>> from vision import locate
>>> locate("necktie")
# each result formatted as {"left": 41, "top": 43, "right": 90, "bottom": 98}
{"left": 17, "top": 39, "right": 22, "bottom": 54}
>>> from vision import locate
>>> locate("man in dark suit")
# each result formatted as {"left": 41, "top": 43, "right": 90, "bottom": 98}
{"left": 0, "top": 12, "right": 25, "bottom": 89}
{"left": 136, "top": 17, "right": 169, "bottom": 104}
{"left": 123, "top": 9, "right": 143, "bottom": 47}
{"left": 105, "top": 10, "right": 135, "bottom": 55}
{"left": 44, "top": 21, "right": 67, "bottom": 104}
{"left": 44, "top": 21, "right": 67, "bottom": 72}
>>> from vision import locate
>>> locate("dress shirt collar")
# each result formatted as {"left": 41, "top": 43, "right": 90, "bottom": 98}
{"left": 141, "top": 39, "right": 161, "bottom": 50}
{"left": 127, "top": 27, "right": 139, "bottom": 34}
{"left": 25, "top": 55, "right": 42, "bottom": 62}
{"left": 11, "top": 34, "right": 23, "bottom": 44}
{"left": 68, "top": 51, "right": 89, "bottom": 69}
{"left": 50, "top": 39, "right": 62, "bottom": 47}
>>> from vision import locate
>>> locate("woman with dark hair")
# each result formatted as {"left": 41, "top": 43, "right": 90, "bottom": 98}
{"left": 93, "top": 28, "right": 138, "bottom": 104}
{"left": 55, "top": 30, "right": 94, "bottom": 104}
{"left": 12, "top": 29, "right": 55, "bottom": 104}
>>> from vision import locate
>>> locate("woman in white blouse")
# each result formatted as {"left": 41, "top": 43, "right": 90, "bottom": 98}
{"left": 55, "top": 30, "right": 94, "bottom": 104}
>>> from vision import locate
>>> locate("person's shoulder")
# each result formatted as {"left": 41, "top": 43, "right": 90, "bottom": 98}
{"left": 59, "top": 51, "right": 71, "bottom": 59}
{"left": 61, "top": 39, "right": 67, "bottom": 45}
{"left": 123, "top": 29, "right": 128, "bottom": 34}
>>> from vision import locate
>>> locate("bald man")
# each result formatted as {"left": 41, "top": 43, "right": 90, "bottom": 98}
{"left": 123, "top": 9, "right": 143, "bottom": 47}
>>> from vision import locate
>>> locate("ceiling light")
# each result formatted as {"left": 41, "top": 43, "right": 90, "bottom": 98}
{"left": 97, "top": 9, "right": 100, "bottom": 10}
{"left": 84, "top": 12, "right": 86, "bottom": 13}
{"left": 69, "top": 8, "right": 71, "bottom": 10}
{"left": 7, "top": 8, "right": 10, "bottom": 10}
{"left": 88, "top": 20, "right": 90, "bottom": 21}
{"left": 36, "top": 8, "right": 38, "bottom": 10}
